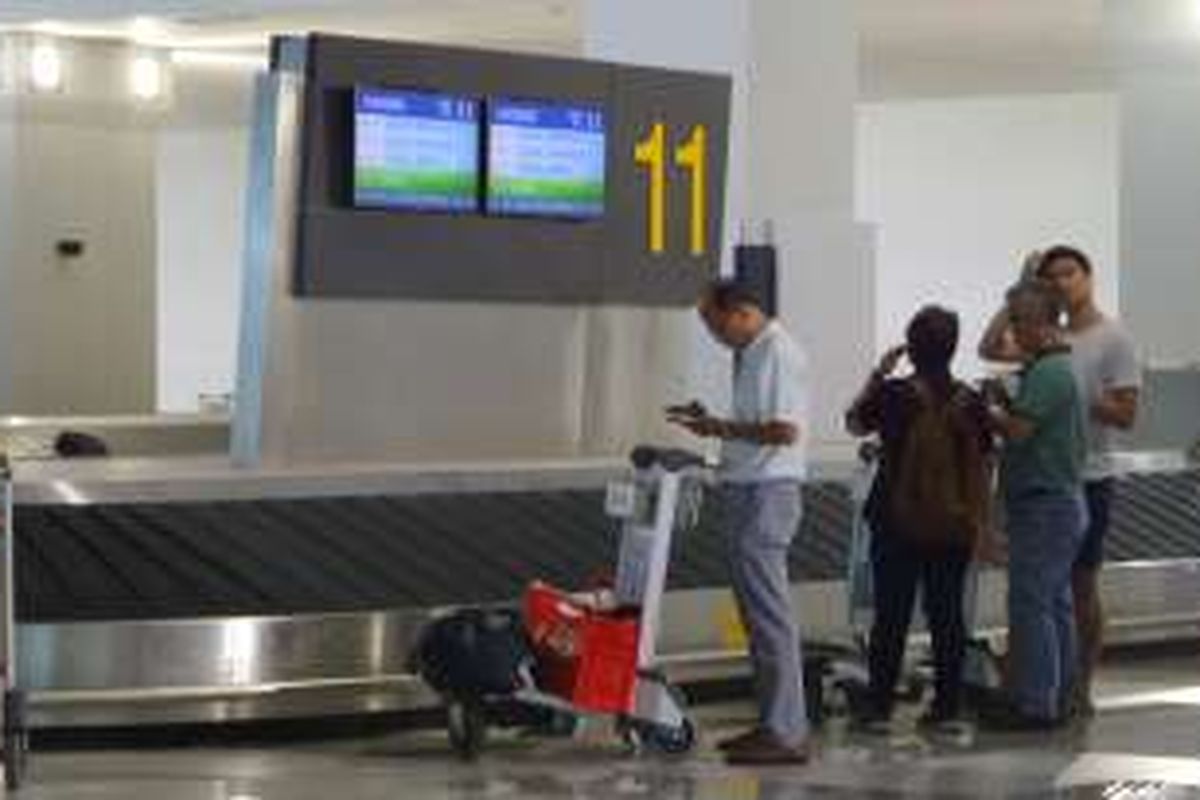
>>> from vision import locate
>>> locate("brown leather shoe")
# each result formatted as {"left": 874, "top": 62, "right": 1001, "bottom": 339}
{"left": 723, "top": 735, "right": 810, "bottom": 766}
{"left": 715, "top": 727, "right": 768, "bottom": 752}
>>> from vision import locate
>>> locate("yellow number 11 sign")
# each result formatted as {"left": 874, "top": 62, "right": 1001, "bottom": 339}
{"left": 634, "top": 122, "right": 709, "bottom": 257}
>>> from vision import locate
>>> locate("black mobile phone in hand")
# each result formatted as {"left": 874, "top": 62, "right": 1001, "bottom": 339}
{"left": 665, "top": 400, "right": 707, "bottom": 419}
{"left": 979, "top": 377, "right": 1011, "bottom": 409}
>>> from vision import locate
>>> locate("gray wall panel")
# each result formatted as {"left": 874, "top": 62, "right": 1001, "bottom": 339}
{"left": 292, "top": 34, "right": 729, "bottom": 305}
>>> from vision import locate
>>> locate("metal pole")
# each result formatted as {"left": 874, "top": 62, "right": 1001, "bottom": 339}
{"left": 0, "top": 452, "right": 11, "bottom": 704}
{"left": 0, "top": 451, "right": 11, "bottom": 787}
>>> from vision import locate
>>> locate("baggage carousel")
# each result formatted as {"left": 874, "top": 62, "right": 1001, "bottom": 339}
{"left": 7, "top": 450, "right": 1200, "bottom": 729}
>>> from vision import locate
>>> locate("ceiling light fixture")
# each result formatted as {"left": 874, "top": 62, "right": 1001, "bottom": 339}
{"left": 129, "top": 16, "right": 165, "bottom": 44}
{"left": 29, "top": 20, "right": 68, "bottom": 37}
{"left": 130, "top": 53, "right": 164, "bottom": 100}
{"left": 29, "top": 41, "right": 63, "bottom": 92}
{"left": 169, "top": 49, "right": 267, "bottom": 70}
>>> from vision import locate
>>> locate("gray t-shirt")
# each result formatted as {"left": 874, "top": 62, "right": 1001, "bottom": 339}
{"left": 1065, "top": 317, "right": 1141, "bottom": 480}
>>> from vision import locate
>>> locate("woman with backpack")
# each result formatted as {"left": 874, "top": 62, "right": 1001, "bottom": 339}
{"left": 845, "top": 305, "right": 994, "bottom": 733}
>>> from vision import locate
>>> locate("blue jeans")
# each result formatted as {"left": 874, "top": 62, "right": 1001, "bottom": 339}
{"left": 1005, "top": 489, "right": 1087, "bottom": 719}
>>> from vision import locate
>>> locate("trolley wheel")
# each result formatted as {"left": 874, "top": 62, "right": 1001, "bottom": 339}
{"left": 642, "top": 718, "right": 696, "bottom": 755}
{"left": 898, "top": 673, "right": 927, "bottom": 704}
{"left": 804, "top": 661, "right": 827, "bottom": 725}
{"left": 616, "top": 716, "right": 643, "bottom": 755}
{"left": 528, "top": 708, "right": 578, "bottom": 738}
{"left": 617, "top": 716, "right": 697, "bottom": 757}
{"left": 3, "top": 690, "right": 28, "bottom": 791}
{"left": 446, "top": 698, "right": 487, "bottom": 762}
{"left": 835, "top": 677, "right": 872, "bottom": 719}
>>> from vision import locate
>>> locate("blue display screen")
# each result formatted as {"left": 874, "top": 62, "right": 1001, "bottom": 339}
{"left": 353, "top": 87, "right": 480, "bottom": 212}
{"left": 486, "top": 98, "right": 606, "bottom": 219}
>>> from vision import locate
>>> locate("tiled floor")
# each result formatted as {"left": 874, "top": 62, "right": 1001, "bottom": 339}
{"left": 14, "top": 650, "right": 1200, "bottom": 799}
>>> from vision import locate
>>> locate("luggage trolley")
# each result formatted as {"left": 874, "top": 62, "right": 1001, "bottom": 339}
{"left": 800, "top": 441, "right": 878, "bottom": 723}
{"left": 809, "top": 440, "right": 1002, "bottom": 723}
{"left": 412, "top": 446, "right": 709, "bottom": 760}
{"left": 0, "top": 454, "right": 28, "bottom": 790}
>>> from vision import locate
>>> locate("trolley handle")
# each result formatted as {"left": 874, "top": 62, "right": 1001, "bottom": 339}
{"left": 629, "top": 446, "right": 708, "bottom": 473}
{"left": 857, "top": 440, "right": 881, "bottom": 466}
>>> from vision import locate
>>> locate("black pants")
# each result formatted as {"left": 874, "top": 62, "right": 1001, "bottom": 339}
{"left": 868, "top": 532, "right": 970, "bottom": 717}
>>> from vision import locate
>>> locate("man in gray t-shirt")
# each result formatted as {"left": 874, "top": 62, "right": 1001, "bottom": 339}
{"left": 1062, "top": 316, "right": 1141, "bottom": 479}
{"left": 980, "top": 245, "right": 1141, "bottom": 715}
{"left": 668, "top": 279, "right": 811, "bottom": 765}
{"left": 1038, "top": 247, "right": 1139, "bottom": 714}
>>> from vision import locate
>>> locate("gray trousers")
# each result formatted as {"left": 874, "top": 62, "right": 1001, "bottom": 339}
{"left": 721, "top": 480, "right": 808, "bottom": 745}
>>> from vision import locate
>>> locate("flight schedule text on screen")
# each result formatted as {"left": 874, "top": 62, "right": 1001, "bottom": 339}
{"left": 353, "top": 88, "right": 480, "bottom": 212}
{"left": 486, "top": 99, "right": 606, "bottom": 219}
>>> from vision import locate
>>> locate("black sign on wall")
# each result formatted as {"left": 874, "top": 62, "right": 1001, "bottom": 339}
{"left": 291, "top": 34, "right": 731, "bottom": 306}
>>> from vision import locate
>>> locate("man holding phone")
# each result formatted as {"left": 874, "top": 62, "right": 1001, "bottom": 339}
{"left": 979, "top": 246, "right": 1140, "bottom": 717}
{"left": 667, "top": 278, "right": 810, "bottom": 765}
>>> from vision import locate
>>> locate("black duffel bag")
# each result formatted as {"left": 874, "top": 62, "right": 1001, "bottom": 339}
{"left": 410, "top": 607, "right": 532, "bottom": 698}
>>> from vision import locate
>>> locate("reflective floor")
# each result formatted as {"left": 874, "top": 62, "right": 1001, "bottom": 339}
{"left": 16, "top": 649, "right": 1200, "bottom": 799}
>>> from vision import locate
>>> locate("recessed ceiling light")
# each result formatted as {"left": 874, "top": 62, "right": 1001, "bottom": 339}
{"left": 29, "top": 41, "right": 63, "bottom": 92}
{"left": 29, "top": 20, "right": 68, "bottom": 36}
{"left": 130, "top": 54, "right": 164, "bottom": 100}
{"left": 129, "top": 16, "right": 166, "bottom": 43}
{"left": 169, "top": 49, "right": 266, "bottom": 70}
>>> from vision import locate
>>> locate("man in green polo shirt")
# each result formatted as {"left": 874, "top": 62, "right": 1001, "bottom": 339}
{"left": 985, "top": 281, "right": 1086, "bottom": 729}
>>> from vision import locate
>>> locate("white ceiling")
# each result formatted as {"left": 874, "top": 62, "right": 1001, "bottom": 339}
{"left": 4, "top": 1, "right": 1200, "bottom": 97}
{"left": 856, "top": 0, "right": 1112, "bottom": 99}
{"left": 0, "top": 0, "right": 582, "bottom": 54}
{"left": 858, "top": 0, "right": 1200, "bottom": 99}
{"left": 858, "top": 0, "right": 1103, "bottom": 50}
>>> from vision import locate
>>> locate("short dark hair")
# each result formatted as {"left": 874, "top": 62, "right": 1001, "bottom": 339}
{"left": 1037, "top": 244, "right": 1093, "bottom": 277}
{"left": 704, "top": 278, "right": 765, "bottom": 313}
{"left": 1006, "top": 280, "right": 1065, "bottom": 325}
{"left": 905, "top": 305, "right": 959, "bottom": 375}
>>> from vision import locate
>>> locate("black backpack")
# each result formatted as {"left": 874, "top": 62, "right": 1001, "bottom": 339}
{"left": 410, "top": 607, "right": 532, "bottom": 697}
{"left": 54, "top": 431, "right": 110, "bottom": 458}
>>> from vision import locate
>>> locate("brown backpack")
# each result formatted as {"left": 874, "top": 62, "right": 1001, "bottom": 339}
{"left": 888, "top": 379, "right": 990, "bottom": 548}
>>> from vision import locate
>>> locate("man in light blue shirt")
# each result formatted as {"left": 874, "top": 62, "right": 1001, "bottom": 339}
{"left": 668, "top": 279, "right": 810, "bottom": 765}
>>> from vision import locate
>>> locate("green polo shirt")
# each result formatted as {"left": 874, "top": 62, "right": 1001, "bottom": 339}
{"left": 1001, "top": 351, "right": 1086, "bottom": 499}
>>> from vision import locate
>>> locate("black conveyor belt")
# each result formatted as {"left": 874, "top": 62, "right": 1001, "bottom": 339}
{"left": 14, "top": 471, "right": 1200, "bottom": 623}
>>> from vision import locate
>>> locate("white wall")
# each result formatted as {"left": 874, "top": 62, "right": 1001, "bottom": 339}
{"left": 9, "top": 116, "right": 157, "bottom": 414}
{"left": 155, "top": 127, "right": 246, "bottom": 412}
{"left": 0, "top": 97, "right": 15, "bottom": 409}
{"left": 0, "top": 39, "right": 255, "bottom": 416}
{"left": 745, "top": 0, "right": 867, "bottom": 450}
{"left": 155, "top": 67, "right": 254, "bottom": 413}
{"left": 1119, "top": 72, "right": 1200, "bottom": 365}
{"left": 0, "top": 37, "right": 158, "bottom": 415}
{"left": 856, "top": 93, "right": 1119, "bottom": 378}
{"left": 155, "top": 65, "right": 256, "bottom": 413}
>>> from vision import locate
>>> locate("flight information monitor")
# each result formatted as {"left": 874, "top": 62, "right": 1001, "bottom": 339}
{"left": 353, "top": 87, "right": 480, "bottom": 212}
{"left": 486, "top": 98, "right": 606, "bottom": 219}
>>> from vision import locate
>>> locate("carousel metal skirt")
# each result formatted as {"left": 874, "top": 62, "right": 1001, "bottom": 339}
{"left": 8, "top": 453, "right": 1199, "bottom": 729}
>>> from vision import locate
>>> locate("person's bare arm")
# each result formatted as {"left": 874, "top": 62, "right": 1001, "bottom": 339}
{"left": 978, "top": 305, "right": 1025, "bottom": 363}
{"left": 1093, "top": 387, "right": 1139, "bottom": 430}
{"left": 845, "top": 345, "right": 905, "bottom": 436}
{"left": 669, "top": 415, "right": 798, "bottom": 445}
{"left": 989, "top": 406, "right": 1035, "bottom": 441}
{"left": 980, "top": 252, "right": 1043, "bottom": 363}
